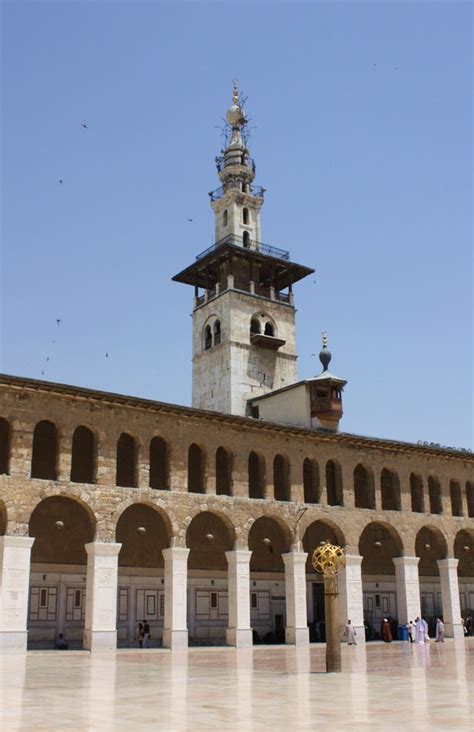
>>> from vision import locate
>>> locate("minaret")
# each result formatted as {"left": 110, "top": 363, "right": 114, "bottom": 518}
{"left": 173, "top": 84, "right": 314, "bottom": 416}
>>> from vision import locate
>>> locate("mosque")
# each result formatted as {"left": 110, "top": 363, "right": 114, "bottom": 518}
{"left": 0, "top": 85, "right": 472, "bottom": 653}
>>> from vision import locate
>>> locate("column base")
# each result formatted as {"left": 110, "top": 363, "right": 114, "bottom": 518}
{"left": 0, "top": 631, "right": 28, "bottom": 654}
{"left": 226, "top": 628, "right": 253, "bottom": 648}
{"left": 445, "top": 623, "right": 464, "bottom": 639}
{"left": 83, "top": 630, "right": 117, "bottom": 652}
{"left": 162, "top": 629, "right": 188, "bottom": 650}
{"left": 285, "top": 627, "right": 309, "bottom": 646}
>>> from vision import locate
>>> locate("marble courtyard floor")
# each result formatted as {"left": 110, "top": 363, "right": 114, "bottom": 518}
{"left": 1, "top": 640, "right": 472, "bottom": 731}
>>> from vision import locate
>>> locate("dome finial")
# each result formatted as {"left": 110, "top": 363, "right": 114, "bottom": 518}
{"left": 319, "top": 330, "right": 332, "bottom": 372}
{"left": 232, "top": 79, "right": 239, "bottom": 105}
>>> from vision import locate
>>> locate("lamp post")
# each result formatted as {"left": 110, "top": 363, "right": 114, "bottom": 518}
{"left": 312, "top": 542, "right": 346, "bottom": 673}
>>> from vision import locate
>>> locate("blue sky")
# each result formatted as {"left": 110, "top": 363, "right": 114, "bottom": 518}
{"left": 2, "top": 1, "right": 472, "bottom": 448}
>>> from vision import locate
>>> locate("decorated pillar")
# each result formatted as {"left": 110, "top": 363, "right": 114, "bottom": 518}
{"left": 338, "top": 554, "right": 365, "bottom": 641}
{"left": 83, "top": 542, "right": 121, "bottom": 652}
{"left": 162, "top": 547, "right": 189, "bottom": 649}
{"left": 0, "top": 536, "right": 35, "bottom": 653}
{"left": 282, "top": 551, "right": 309, "bottom": 645}
{"left": 393, "top": 556, "right": 421, "bottom": 625}
{"left": 226, "top": 550, "right": 252, "bottom": 647}
{"left": 437, "top": 558, "right": 464, "bottom": 638}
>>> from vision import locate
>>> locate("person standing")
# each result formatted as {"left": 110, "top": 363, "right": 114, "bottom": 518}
{"left": 466, "top": 615, "right": 472, "bottom": 637}
{"left": 382, "top": 618, "right": 392, "bottom": 643}
{"left": 422, "top": 617, "right": 430, "bottom": 642}
{"left": 137, "top": 622, "right": 144, "bottom": 648}
{"left": 415, "top": 617, "right": 425, "bottom": 644}
{"left": 407, "top": 621, "right": 415, "bottom": 643}
{"left": 345, "top": 619, "right": 357, "bottom": 645}
{"left": 142, "top": 620, "right": 151, "bottom": 648}
{"left": 435, "top": 618, "right": 445, "bottom": 643}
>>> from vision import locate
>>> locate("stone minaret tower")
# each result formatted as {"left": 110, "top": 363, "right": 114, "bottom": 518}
{"left": 173, "top": 84, "right": 314, "bottom": 416}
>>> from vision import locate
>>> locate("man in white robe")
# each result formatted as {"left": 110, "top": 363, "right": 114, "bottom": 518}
{"left": 422, "top": 617, "right": 429, "bottom": 642}
{"left": 435, "top": 618, "right": 445, "bottom": 642}
{"left": 415, "top": 616, "right": 425, "bottom": 644}
{"left": 345, "top": 619, "right": 357, "bottom": 645}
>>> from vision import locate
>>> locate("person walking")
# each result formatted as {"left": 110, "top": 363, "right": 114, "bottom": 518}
{"left": 142, "top": 620, "right": 151, "bottom": 648}
{"left": 137, "top": 622, "right": 144, "bottom": 648}
{"left": 422, "top": 617, "right": 430, "bottom": 642}
{"left": 414, "top": 617, "right": 425, "bottom": 643}
{"left": 345, "top": 619, "right": 357, "bottom": 645}
{"left": 382, "top": 618, "right": 392, "bottom": 643}
{"left": 435, "top": 618, "right": 445, "bottom": 643}
{"left": 407, "top": 621, "right": 415, "bottom": 643}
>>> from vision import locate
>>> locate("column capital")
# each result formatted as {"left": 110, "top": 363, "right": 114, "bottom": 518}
{"left": 437, "top": 558, "right": 459, "bottom": 571}
{"left": 344, "top": 553, "right": 363, "bottom": 567}
{"left": 393, "top": 556, "right": 420, "bottom": 568}
{"left": 0, "top": 536, "right": 35, "bottom": 551}
{"left": 282, "top": 551, "right": 308, "bottom": 567}
{"left": 162, "top": 547, "right": 190, "bottom": 562}
{"left": 84, "top": 542, "right": 121, "bottom": 557}
{"left": 225, "top": 549, "right": 252, "bottom": 564}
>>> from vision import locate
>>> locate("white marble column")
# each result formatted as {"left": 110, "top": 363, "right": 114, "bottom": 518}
{"left": 338, "top": 554, "right": 365, "bottom": 642}
{"left": 0, "top": 536, "right": 35, "bottom": 653}
{"left": 282, "top": 552, "right": 309, "bottom": 645}
{"left": 437, "top": 558, "right": 464, "bottom": 638}
{"left": 226, "top": 550, "right": 252, "bottom": 648}
{"left": 162, "top": 547, "right": 189, "bottom": 649}
{"left": 393, "top": 556, "right": 421, "bottom": 625}
{"left": 83, "top": 542, "right": 121, "bottom": 652}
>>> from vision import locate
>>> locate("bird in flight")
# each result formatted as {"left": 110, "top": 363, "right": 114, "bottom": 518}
{"left": 59, "top": 179, "right": 63, "bottom": 185}
{"left": 187, "top": 218, "right": 193, "bottom": 222}
{"left": 56, "top": 319, "right": 61, "bottom": 325}
{"left": 105, "top": 352, "right": 109, "bottom": 358}
{"left": 81, "top": 123, "right": 88, "bottom": 129}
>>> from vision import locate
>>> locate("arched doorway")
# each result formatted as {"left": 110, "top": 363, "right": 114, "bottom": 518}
{"left": 28, "top": 496, "right": 95, "bottom": 648}
{"left": 415, "top": 526, "right": 448, "bottom": 635}
{"left": 248, "top": 516, "right": 291, "bottom": 643}
{"left": 303, "top": 520, "right": 345, "bottom": 641}
{"left": 454, "top": 529, "right": 474, "bottom": 618}
{"left": 186, "top": 511, "right": 234, "bottom": 645}
{"left": 359, "top": 522, "right": 403, "bottom": 640}
{"left": 115, "top": 503, "right": 172, "bottom": 647}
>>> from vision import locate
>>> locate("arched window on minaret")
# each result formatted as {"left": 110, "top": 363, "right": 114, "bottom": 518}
{"left": 204, "top": 325, "right": 212, "bottom": 351}
{"left": 264, "top": 322, "right": 274, "bottom": 337}
{"left": 213, "top": 320, "right": 221, "bottom": 345}
{"left": 242, "top": 208, "right": 249, "bottom": 224}
{"left": 222, "top": 209, "right": 228, "bottom": 227}
{"left": 243, "top": 231, "right": 250, "bottom": 248}
{"left": 250, "top": 318, "right": 260, "bottom": 335}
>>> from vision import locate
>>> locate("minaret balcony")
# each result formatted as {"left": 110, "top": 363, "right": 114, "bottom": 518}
{"left": 209, "top": 185, "right": 265, "bottom": 203}
{"left": 196, "top": 234, "right": 289, "bottom": 262}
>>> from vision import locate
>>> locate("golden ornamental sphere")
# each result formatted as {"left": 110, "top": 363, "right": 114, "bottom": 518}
{"left": 311, "top": 542, "right": 346, "bottom": 576}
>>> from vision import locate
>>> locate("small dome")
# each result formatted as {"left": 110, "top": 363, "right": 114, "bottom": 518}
{"left": 226, "top": 104, "right": 242, "bottom": 125}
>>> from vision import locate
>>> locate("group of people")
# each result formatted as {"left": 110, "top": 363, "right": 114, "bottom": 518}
{"left": 137, "top": 621, "right": 151, "bottom": 648}
{"left": 406, "top": 617, "right": 445, "bottom": 643}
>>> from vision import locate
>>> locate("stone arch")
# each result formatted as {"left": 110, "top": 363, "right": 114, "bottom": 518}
{"left": 149, "top": 435, "right": 169, "bottom": 490}
{"left": 29, "top": 495, "right": 95, "bottom": 564}
{"left": 359, "top": 521, "right": 404, "bottom": 575}
{"left": 273, "top": 454, "right": 290, "bottom": 502}
{"left": 410, "top": 473, "right": 424, "bottom": 513}
{"left": 71, "top": 425, "right": 96, "bottom": 484}
{"left": 0, "top": 418, "right": 11, "bottom": 475}
{"left": 186, "top": 510, "right": 235, "bottom": 571}
{"left": 202, "top": 314, "right": 220, "bottom": 351}
{"left": 428, "top": 475, "right": 442, "bottom": 515}
{"left": 116, "top": 432, "right": 138, "bottom": 488}
{"left": 116, "top": 503, "right": 172, "bottom": 568}
{"left": 381, "top": 468, "right": 401, "bottom": 511}
{"left": 31, "top": 420, "right": 58, "bottom": 480}
{"left": 109, "top": 496, "right": 179, "bottom": 539}
{"left": 248, "top": 515, "right": 292, "bottom": 573}
{"left": 303, "top": 458, "right": 320, "bottom": 504}
{"left": 303, "top": 519, "right": 345, "bottom": 573}
{"left": 353, "top": 463, "right": 375, "bottom": 509}
{"left": 326, "top": 459, "right": 343, "bottom": 506}
{"left": 449, "top": 480, "right": 463, "bottom": 517}
{"left": 188, "top": 443, "right": 205, "bottom": 493}
{"left": 249, "top": 312, "right": 277, "bottom": 340}
{"left": 248, "top": 450, "right": 265, "bottom": 499}
{"left": 415, "top": 525, "right": 448, "bottom": 576}
{"left": 454, "top": 529, "right": 474, "bottom": 578}
{"left": 215, "top": 446, "right": 233, "bottom": 496}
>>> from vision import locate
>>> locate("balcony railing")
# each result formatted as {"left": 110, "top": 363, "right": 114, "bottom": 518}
{"left": 208, "top": 185, "right": 265, "bottom": 202}
{"left": 196, "top": 234, "right": 290, "bottom": 262}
